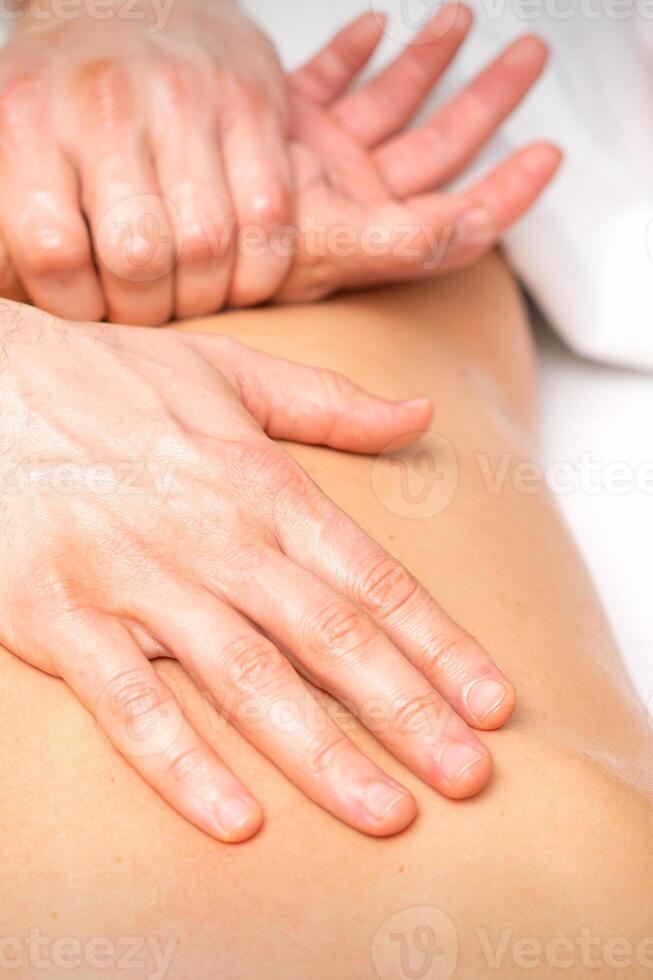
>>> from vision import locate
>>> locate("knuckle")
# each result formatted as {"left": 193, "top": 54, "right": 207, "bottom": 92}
{"left": 223, "top": 78, "right": 266, "bottom": 117}
{"left": 76, "top": 59, "right": 134, "bottom": 124}
{"left": 222, "top": 634, "right": 289, "bottom": 695}
{"left": 356, "top": 553, "right": 419, "bottom": 621}
{"left": 238, "top": 180, "right": 290, "bottom": 233}
{"left": 305, "top": 730, "right": 352, "bottom": 780}
{"left": 164, "top": 745, "right": 209, "bottom": 787}
{"left": 306, "top": 599, "right": 373, "bottom": 664}
{"left": 156, "top": 61, "right": 203, "bottom": 109}
{"left": 20, "top": 231, "right": 89, "bottom": 279}
{"left": 27, "top": 571, "right": 80, "bottom": 622}
{"left": 422, "top": 633, "right": 471, "bottom": 675}
{"left": 390, "top": 693, "right": 445, "bottom": 739}
{"left": 0, "top": 75, "right": 43, "bottom": 136}
{"left": 224, "top": 441, "right": 307, "bottom": 501}
{"left": 331, "top": 35, "right": 368, "bottom": 75}
{"left": 318, "top": 368, "right": 356, "bottom": 406}
{"left": 177, "top": 218, "right": 229, "bottom": 266}
{"left": 279, "top": 258, "right": 338, "bottom": 303}
{"left": 102, "top": 223, "right": 173, "bottom": 282}
{"left": 106, "top": 671, "right": 172, "bottom": 729}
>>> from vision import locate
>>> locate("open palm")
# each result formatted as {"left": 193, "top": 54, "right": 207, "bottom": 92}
{"left": 276, "top": 3, "right": 560, "bottom": 301}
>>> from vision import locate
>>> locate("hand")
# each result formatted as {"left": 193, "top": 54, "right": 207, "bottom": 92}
{"left": 0, "top": 0, "right": 293, "bottom": 324}
{"left": 276, "top": 4, "right": 562, "bottom": 300}
{"left": 0, "top": 301, "right": 515, "bottom": 841}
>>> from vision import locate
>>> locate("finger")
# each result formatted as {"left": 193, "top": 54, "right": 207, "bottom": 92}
{"left": 332, "top": 4, "right": 472, "bottom": 148}
{"left": 53, "top": 612, "right": 262, "bottom": 842}
{"left": 376, "top": 34, "right": 549, "bottom": 198}
{"left": 148, "top": 588, "right": 417, "bottom": 836}
{"left": 73, "top": 62, "right": 175, "bottom": 324}
{"left": 186, "top": 332, "right": 433, "bottom": 453}
{"left": 220, "top": 99, "right": 293, "bottom": 307}
{"left": 153, "top": 116, "right": 235, "bottom": 319}
{"left": 82, "top": 143, "right": 176, "bottom": 325}
{"left": 410, "top": 141, "right": 562, "bottom": 273}
{"left": 241, "top": 552, "right": 493, "bottom": 800}
{"left": 266, "top": 473, "right": 515, "bottom": 733}
{"left": 290, "top": 12, "right": 385, "bottom": 105}
{"left": 0, "top": 135, "right": 104, "bottom": 319}
{"left": 299, "top": 142, "right": 561, "bottom": 291}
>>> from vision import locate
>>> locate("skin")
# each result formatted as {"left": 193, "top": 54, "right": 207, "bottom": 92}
{"left": 0, "top": 0, "right": 563, "bottom": 844}
{"left": 0, "top": 297, "right": 517, "bottom": 843}
{"left": 0, "top": 0, "right": 293, "bottom": 322}
{"left": 0, "top": 3, "right": 561, "bottom": 321}
{"left": 1, "top": 256, "right": 651, "bottom": 978}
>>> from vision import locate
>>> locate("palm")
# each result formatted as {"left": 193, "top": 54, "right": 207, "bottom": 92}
{"left": 276, "top": 6, "right": 560, "bottom": 302}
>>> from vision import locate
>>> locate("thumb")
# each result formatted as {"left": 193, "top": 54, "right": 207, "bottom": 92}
{"left": 198, "top": 334, "right": 432, "bottom": 453}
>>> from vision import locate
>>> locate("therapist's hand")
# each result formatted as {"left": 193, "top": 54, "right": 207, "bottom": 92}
{"left": 0, "top": 301, "right": 515, "bottom": 841}
{"left": 278, "top": 4, "right": 562, "bottom": 301}
{"left": 0, "top": 0, "right": 292, "bottom": 324}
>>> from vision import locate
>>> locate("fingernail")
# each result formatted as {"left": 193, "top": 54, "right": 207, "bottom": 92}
{"left": 214, "top": 797, "right": 259, "bottom": 838}
{"left": 363, "top": 781, "right": 409, "bottom": 821}
{"left": 437, "top": 741, "right": 488, "bottom": 787}
{"left": 455, "top": 207, "right": 496, "bottom": 248}
{"left": 399, "top": 396, "right": 430, "bottom": 409}
{"left": 465, "top": 678, "right": 509, "bottom": 723}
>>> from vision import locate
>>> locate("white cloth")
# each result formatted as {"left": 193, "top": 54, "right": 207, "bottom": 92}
{"left": 436, "top": 7, "right": 653, "bottom": 370}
